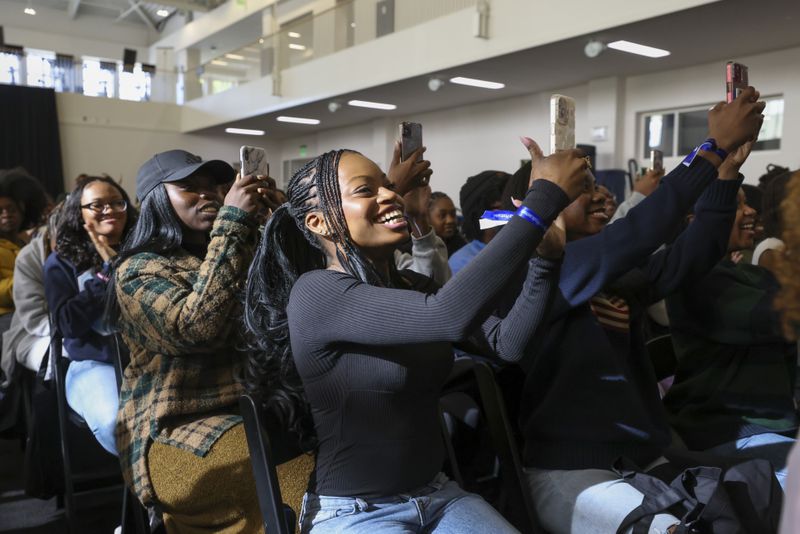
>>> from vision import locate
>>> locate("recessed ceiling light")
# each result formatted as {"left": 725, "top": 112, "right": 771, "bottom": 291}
{"left": 258, "top": 38, "right": 265, "bottom": 44}
{"left": 277, "top": 116, "right": 321, "bottom": 125}
{"left": 24, "top": 6, "right": 36, "bottom": 15}
{"left": 225, "top": 127, "right": 265, "bottom": 136}
{"left": 211, "top": 60, "right": 228, "bottom": 66}
{"left": 156, "top": 8, "right": 169, "bottom": 17}
{"left": 288, "top": 32, "right": 301, "bottom": 38}
{"left": 225, "top": 53, "right": 245, "bottom": 60}
{"left": 449, "top": 76, "right": 505, "bottom": 89}
{"left": 288, "top": 43, "right": 307, "bottom": 51}
{"left": 607, "top": 40, "right": 670, "bottom": 58}
{"left": 347, "top": 99, "right": 397, "bottom": 110}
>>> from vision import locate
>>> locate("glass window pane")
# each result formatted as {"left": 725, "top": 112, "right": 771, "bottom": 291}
{"left": 82, "top": 59, "right": 116, "bottom": 98}
{"left": 26, "top": 52, "right": 55, "bottom": 88}
{"left": 0, "top": 53, "right": 22, "bottom": 85}
{"left": 677, "top": 109, "right": 708, "bottom": 155}
{"left": 643, "top": 113, "right": 675, "bottom": 158}
{"left": 119, "top": 64, "right": 151, "bottom": 102}
{"left": 754, "top": 98, "right": 783, "bottom": 151}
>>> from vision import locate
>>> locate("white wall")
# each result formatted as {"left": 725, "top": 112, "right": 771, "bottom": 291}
{"left": 56, "top": 93, "right": 280, "bottom": 197}
{"left": 624, "top": 46, "right": 800, "bottom": 183}
{"left": 270, "top": 84, "right": 590, "bottom": 204}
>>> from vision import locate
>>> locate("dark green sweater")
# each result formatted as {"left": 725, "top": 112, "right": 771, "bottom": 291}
{"left": 664, "top": 260, "right": 799, "bottom": 450}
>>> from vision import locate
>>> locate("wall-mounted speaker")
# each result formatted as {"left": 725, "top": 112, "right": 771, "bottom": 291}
{"left": 123, "top": 48, "right": 137, "bottom": 73}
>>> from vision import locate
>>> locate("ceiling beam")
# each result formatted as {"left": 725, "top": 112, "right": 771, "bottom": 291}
{"left": 116, "top": 0, "right": 157, "bottom": 32}
{"left": 66, "top": 0, "right": 81, "bottom": 19}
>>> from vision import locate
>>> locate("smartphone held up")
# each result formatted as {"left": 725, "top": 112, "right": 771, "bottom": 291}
{"left": 726, "top": 62, "right": 749, "bottom": 104}
{"left": 550, "top": 94, "right": 576, "bottom": 154}
{"left": 399, "top": 122, "right": 423, "bottom": 162}
{"left": 240, "top": 145, "right": 268, "bottom": 177}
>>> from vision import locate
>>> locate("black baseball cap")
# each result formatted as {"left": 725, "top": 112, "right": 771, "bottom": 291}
{"left": 135, "top": 149, "right": 236, "bottom": 201}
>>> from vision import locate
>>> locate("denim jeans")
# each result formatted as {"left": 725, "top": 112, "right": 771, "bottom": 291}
{"left": 524, "top": 466, "right": 680, "bottom": 534}
{"left": 299, "top": 472, "right": 518, "bottom": 533}
{"left": 65, "top": 359, "right": 119, "bottom": 456}
{"left": 706, "top": 431, "right": 795, "bottom": 489}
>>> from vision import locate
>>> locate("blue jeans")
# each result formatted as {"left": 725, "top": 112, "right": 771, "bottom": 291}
{"left": 524, "top": 466, "right": 680, "bottom": 534}
{"left": 707, "top": 432, "right": 795, "bottom": 489}
{"left": 299, "top": 472, "right": 518, "bottom": 533}
{"left": 65, "top": 359, "right": 119, "bottom": 456}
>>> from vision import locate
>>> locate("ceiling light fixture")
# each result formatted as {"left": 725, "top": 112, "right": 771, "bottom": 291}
{"left": 347, "top": 99, "right": 397, "bottom": 110}
{"left": 225, "top": 127, "right": 265, "bottom": 136}
{"left": 288, "top": 43, "right": 307, "bottom": 51}
{"left": 328, "top": 102, "right": 341, "bottom": 113}
{"left": 288, "top": 31, "right": 301, "bottom": 38}
{"left": 259, "top": 38, "right": 265, "bottom": 44}
{"left": 225, "top": 53, "right": 245, "bottom": 60}
{"left": 211, "top": 60, "right": 229, "bottom": 66}
{"left": 606, "top": 40, "right": 670, "bottom": 58}
{"left": 584, "top": 40, "right": 605, "bottom": 59}
{"left": 277, "top": 116, "right": 321, "bottom": 125}
{"left": 449, "top": 76, "right": 504, "bottom": 89}
{"left": 428, "top": 78, "right": 445, "bottom": 92}
{"left": 156, "top": 8, "right": 169, "bottom": 17}
{"left": 24, "top": 2, "right": 36, "bottom": 15}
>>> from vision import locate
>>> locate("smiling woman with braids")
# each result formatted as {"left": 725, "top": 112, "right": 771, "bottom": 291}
{"left": 244, "top": 144, "right": 588, "bottom": 533}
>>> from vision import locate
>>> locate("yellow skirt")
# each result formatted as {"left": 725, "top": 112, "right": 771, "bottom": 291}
{"left": 148, "top": 423, "right": 314, "bottom": 534}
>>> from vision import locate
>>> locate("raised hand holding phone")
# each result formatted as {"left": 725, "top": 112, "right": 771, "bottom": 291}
{"left": 387, "top": 140, "right": 432, "bottom": 196}
{"left": 521, "top": 136, "right": 589, "bottom": 201}
{"left": 707, "top": 86, "right": 765, "bottom": 154}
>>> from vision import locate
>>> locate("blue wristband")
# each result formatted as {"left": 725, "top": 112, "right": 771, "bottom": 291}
{"left": 515, "top": 206, "right": 549, "bottom": 231}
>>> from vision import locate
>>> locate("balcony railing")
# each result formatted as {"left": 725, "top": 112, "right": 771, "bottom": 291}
{"left": 193, "top": 0, "right": 478, "bottom": 100}
{"left": 0, "top": 45, "right": 179, "bottom": 104}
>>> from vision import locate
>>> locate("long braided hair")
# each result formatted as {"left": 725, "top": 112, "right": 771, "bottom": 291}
{"left": 244, "top": 149, "right": 387, "bottom": 444}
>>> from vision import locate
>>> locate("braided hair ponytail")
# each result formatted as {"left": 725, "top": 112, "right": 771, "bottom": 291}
{"left": 244, "top": 149, "right": 387, "bottom": 443}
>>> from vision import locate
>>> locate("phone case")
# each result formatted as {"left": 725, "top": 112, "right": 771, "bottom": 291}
{"left": 240, "top": 146, "right": 268, "bottom": 177}
{"left": 550, "top": 95, "right": 576, "bottom": 154}
{"left": 725, "top": 62, "right": 749, "bottom": 103}
{"left": 399, "top": 122, "right": 423, "bottom": 162}
{"left": 650, "top": 150, "right": 664, "bottom": 172}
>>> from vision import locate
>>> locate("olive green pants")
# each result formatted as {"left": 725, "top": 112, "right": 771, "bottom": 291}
{"left": 148, "top": 423, "right": 314, "bottom": 534}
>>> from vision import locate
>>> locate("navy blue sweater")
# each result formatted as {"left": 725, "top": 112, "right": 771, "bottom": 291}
{"left": 44, "top": 252, "right": 113, "bottom": 363}
{"left": 518, "top": 157, "right": 742, "bottom": 470}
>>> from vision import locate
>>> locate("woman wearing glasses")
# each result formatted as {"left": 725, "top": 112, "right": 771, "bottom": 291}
{"left": 44, "top": 175, "right": 135, "bottom": 455}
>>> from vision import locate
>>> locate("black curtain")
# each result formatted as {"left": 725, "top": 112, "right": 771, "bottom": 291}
{"left": 0, "top": 85, "right": 65, "bottom": 198}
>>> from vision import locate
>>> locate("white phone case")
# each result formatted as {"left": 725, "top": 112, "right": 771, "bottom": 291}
{"left": 240, "top": 146, "right": 268, "bottom": 177}
{"left": 550, "top": 95, "right": 576, "bottom": 155}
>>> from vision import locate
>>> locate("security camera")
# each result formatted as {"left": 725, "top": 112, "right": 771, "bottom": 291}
{"left": 428, "top": 78, "right": 445, "bottom": 92}
{"left": 584, "top": 40, "right": 605, "bottom": 59}
{"left": 328, "top": 101, "right": 341, "bottom": 113}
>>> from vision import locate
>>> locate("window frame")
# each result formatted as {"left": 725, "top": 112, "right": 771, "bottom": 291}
{"left": 638, "top": 95, "right": 784, "bottom": 159}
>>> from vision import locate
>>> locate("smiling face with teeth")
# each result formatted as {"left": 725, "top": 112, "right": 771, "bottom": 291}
{"left": 560, "top": 174, "right": 609, "bottom": 242}
{"left": 728, "top": 188, "right": 758, "bottom": 252}
{"left": 332, "top": 152, "right": 409, "bottom": 261}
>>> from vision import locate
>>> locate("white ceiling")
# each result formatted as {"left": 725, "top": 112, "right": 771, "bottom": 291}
{"left": 202, "top": 0, "right": 800, "bottom": 138}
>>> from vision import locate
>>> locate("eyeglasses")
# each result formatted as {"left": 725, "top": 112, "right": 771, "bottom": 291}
{"left": 80, "top": 199, "right": 128, "bottom": 214}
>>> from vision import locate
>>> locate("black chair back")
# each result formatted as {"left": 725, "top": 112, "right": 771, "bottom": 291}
{"left": 471, "top": 361, "right": 546, "bottom": 534}
{"left": 240, "top": 393, "right": 298, "bottom": 534}
{"left": 49, "top": 322, "right": 123, "bottom": 532}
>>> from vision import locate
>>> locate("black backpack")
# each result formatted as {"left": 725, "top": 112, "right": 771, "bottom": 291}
{"left": 614, "top": 456, "right": 782, "bottom": 534}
